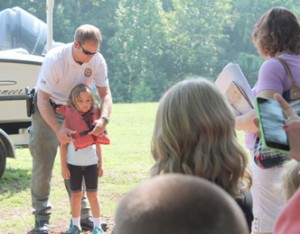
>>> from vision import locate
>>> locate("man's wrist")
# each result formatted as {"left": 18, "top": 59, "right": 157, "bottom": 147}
{"left": 101, "top": 116, "right": 109, "bottom": 124}
{"left": 53, "top": 125, "right": 61, "bottom": 135}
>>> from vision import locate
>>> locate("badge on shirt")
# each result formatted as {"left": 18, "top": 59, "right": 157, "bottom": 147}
{"left": 84, "top": 68, "right": 92, "bottom": 77}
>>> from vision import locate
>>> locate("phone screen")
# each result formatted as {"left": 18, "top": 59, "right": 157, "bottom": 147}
{"left": 256, "top": 97, "right": 290, "bottom": 152}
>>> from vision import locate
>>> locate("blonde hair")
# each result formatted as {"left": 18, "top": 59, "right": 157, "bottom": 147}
{"left": 150, "top": 78, "right": 251, "bottom": 197}
{"left": 68, "top": 83, "right": 95, "bottom": 111}
{"left": 281, "top": 159, "right": 300, "bottom": 201}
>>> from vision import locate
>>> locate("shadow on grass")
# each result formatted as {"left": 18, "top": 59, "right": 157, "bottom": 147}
{"left": 0, "top": 167, "right": 31, "bottom": 199}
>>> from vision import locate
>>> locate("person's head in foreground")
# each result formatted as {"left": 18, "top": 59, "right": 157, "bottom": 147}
{"left": 150, "top": 77, "right": 251, "bottom": 197}
{"left": 114, "top": 174, "right": 248, "bottom": 234}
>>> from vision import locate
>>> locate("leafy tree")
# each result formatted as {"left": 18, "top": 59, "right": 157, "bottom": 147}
{"left": 108, "top": 0, "right": 168, "bottom": 102}
{"left": 161, "top": 0, "right": 233, "bottom": 81}
{"left": 2, "top": 0, "right": 300, "bottom": 102}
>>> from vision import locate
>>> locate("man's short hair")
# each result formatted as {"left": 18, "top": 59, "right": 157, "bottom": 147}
{"left": 74, "top": 24, "right": 102, "bottom": 45}
{"left": 114, "top": 174, "right": 248, "bottom": 234}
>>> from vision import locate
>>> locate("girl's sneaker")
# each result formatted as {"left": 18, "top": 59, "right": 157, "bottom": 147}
{"left": 68, "top": 225, "right": 82, "bottom": 234}
{"left": 93, "top": 226, "right": 104, "bottom": 234}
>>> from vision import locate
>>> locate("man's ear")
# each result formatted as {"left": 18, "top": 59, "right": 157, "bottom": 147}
{"left": 74, "top": 40, "right": 80, "bottom": 49}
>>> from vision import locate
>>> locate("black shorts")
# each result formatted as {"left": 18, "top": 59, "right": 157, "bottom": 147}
{"left": 68, "top": 164, "right": 98, "bottom": 192}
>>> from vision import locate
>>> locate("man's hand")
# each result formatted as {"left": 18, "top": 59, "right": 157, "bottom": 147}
{"left": 89, "top": 118, "right": 106, "bottom": 136}
{"left": 56, "top": 127, "right": 76, "bottom": 144}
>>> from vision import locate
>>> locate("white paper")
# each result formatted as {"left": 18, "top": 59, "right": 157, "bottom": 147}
{"left": 215, "top": 63, "right": 254, "bottom": 115}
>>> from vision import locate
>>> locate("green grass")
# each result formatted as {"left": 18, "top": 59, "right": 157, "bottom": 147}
{"left": 0, "top": 102, "right": 247, "bottom": 233}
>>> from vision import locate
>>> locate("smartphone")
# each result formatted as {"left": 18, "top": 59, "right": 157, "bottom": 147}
{"left": 255, "top": 97, "right": 290, "bottom": 152}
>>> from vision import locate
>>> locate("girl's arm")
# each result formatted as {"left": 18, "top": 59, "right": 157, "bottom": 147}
{"left": 96, "top": 144, "right": 103, "bottom": 177}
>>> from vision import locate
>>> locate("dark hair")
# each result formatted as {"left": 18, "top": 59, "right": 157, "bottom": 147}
{"left": 252, "top": 7, "right": 300, "bottom": 57}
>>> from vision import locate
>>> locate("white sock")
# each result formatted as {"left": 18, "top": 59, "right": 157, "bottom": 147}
{"left": 72, "top": 217, "right": 81, "bottom": 230}
{"left": 93, "top": 217, "right": 101, "bottom": 228}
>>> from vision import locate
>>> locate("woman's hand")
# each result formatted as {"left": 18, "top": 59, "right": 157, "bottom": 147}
{"left": 274, "top": 94, "right": 300, "bottom": 161}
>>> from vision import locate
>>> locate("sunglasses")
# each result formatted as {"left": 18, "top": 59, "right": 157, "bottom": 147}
{"left": 78, "top": 42, "right": 98, "bottom": 55}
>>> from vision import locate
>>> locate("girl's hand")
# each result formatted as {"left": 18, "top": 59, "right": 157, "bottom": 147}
{"left": 61, "top": 165, "right": 70, "bottom": 179}
{"left": 98, "top": 166, "right": 104, "bottom": 177}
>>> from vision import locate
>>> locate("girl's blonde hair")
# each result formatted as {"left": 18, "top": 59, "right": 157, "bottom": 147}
{"left": 281, "top": 159, "right": 300, "bottom": 201}
{"left": 150, "top": 78, "right": 251, "bottom": 197}
{"left": 68, "top": 83, "right": 95, "bottom": 111}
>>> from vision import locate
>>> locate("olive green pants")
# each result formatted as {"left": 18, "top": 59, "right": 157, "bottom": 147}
{"left": 29, "top": 109, "right": 90, "bottom": 221}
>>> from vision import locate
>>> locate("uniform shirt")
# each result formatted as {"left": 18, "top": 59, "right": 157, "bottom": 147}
{"left": 35, "top": 43, "right": 108, "bottom": 105}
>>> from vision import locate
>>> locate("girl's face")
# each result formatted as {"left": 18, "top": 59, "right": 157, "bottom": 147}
{"left": 75, "top": 91, "right": 93, "bottom": 113}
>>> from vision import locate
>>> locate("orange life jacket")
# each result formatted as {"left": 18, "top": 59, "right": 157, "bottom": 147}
{"left": 56, "top": 105, "right": 110, "bottom": 150}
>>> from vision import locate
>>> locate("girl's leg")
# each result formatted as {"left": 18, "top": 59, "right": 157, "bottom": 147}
{"left": 86, "top": 191, "right": 100, "bottom": 218}
{"left": 84, "top": 164, "right": 102, "bottom": 229}
{"left": 71, "top": 191, "right": 83, "bottom": 218}
{"left": 87, "top": 191, "right": 102, "bottom": 230}
{"left": 68, "top": 164, "right": 84, "bottom": 230}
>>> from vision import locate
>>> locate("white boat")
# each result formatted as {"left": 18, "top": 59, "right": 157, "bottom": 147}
{"left": 0, "top": 52, "right": 43, "bottom": 141}
{"left": 0, "top": 1, "right": 55, "bottom": 178}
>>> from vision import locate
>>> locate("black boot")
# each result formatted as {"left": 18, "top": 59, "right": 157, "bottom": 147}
{"left": 34, "top": 220, "right": 49, "bottom": 234}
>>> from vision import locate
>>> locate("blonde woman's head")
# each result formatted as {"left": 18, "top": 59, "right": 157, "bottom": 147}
{"left": 150, "top": 77, "right": 251, "bottom": 196}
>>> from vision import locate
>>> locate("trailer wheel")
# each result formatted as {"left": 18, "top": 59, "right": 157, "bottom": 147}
{"left": 0, "top": 142, "right": 6, "bottom": 179}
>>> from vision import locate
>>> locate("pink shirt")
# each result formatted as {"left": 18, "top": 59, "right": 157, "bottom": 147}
{"left": 274, "top": 187, "right": 300, "bottom": 234}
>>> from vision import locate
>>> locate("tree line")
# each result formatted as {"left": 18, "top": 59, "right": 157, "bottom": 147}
{"left": 1, "top": 0, "right": 299, "bottom": 102}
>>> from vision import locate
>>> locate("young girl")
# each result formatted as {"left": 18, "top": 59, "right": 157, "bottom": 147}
{"left": 58, "top": 83, "right": 107, "bottom": 234}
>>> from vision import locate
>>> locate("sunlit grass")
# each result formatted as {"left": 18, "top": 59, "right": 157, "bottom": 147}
{"left": 0, "top": 102, "right": 248, "bottom": 233}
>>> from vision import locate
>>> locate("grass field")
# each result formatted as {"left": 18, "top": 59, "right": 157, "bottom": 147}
{"left": 0, "top": 102, "right": 246, "bottom": 234}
